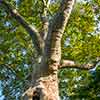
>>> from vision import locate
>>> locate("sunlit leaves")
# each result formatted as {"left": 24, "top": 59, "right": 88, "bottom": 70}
{"left": 62, "top": 2, "right": 99, "bottom": 63}
{"left": 0, "top": 0, "right": 100, "bottom": 99}
{"left": 60, "top": 1, "right": 100, "bottom": 99}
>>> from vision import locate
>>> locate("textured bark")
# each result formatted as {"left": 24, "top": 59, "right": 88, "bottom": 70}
{"left": 35, "top": 73, "right": 59, "bottom": 100}
{"left": 44, "top": 0, "right": 75, "bottom": 63}
{"left": 22, "top": 62, "right": 59, "bottom": 100}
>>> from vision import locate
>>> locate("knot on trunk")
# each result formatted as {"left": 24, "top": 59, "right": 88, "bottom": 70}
{"left": 32, "top": 88, "right": 40, "bottom": 100}
{"left": 47, "top": 59, "right": 59, "bottom": 74}
{"left": 22, "top": 87, "right": 41, "bottom": 100}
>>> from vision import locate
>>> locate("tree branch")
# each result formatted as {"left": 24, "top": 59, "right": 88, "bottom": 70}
{"left": 50, "top": 0, "right": 75, "bottom": 33}
{"left": 1, "top": 1, "right": 44, "bottom": 55}
{"left": 40, "top": 16, "right": 49, "bottom": 40}
{"left": 59, "top": 59, "right": 100, "bottom": 70}
{"left": 39, "top": 0, "right": 49, "bottom": 40}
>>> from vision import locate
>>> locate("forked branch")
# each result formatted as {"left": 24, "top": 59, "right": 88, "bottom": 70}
{"left": 1, "top": 1, "right": 44, "bottom": 55}
{"left": 44, "top": 0, "right": 75, "bottom": 62}
{"left": 50, "top": 0, "right": 75, "bottom": 33}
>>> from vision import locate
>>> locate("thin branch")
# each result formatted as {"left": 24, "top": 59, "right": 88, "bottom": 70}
{"left": 1, "top": 1, "right": 44, "bottom": 55}
{"left": 40, "top": 16, "right": 49, "bottom": 40}
{"left": 59, "top": 59, "right": 100, "bottom": 70}
{"left": 39, "top": 0, "right": 49, "bottom": 40}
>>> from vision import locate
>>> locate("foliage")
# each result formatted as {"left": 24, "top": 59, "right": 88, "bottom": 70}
{"left": 59, "top": 66, "right": 100, "bottom": 100}
{"left": 0, "top": 0, "right": 100, "bottom": 99}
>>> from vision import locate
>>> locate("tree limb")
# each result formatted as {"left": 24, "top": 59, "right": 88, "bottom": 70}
{"left": 40, "top": 16, "right": 49, "bottom": 40}
{"left": 1, "top": 1, "right": 44, "bottom": 55}
{"left": 59, "top": 59, "right": 100, "bottom": 70}
{"left": 39, "top": 0, "right": 49, "bottom": 40}
{"left": 50, "top": 0, "right": 75, "bottom": 33}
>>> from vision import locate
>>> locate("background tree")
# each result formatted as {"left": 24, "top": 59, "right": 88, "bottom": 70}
{"left": 0, "top": 0, "right": 100, "bottom": 100}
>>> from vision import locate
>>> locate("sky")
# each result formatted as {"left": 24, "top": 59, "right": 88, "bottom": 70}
{"left": 0, "top": 81, "right": 5, "bottom": 100}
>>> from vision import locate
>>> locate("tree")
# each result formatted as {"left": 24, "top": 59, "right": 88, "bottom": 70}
{"left": 0, "top": 0, "right": 100, "bottom": 100}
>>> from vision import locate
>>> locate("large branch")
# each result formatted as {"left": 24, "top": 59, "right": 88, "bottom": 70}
{"left": 40, "top": 15, "right": 49, "bottom": 41}
{"left": 59, "top": 59, "right": 100, "bottom": 70}
{"left": 1, "top": 1, "right": 44, "bottom": 55}
{"left": 47, "top": 0, "right": 75, "bottom": 35}
{"left": 51, "top": 0, "right": 75, "bottom": 32}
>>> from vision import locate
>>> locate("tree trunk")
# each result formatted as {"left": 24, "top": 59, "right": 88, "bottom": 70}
{"left": 22, "top": 0, "right": 76, "bottom": 99}
{"left": 23, "top": 60, "right": 60, "bottom": 100}
{"left": 35, "top": 72, "right": 59, "bottom": 100}
{"left": 2, "top": 0, "right": 99, "bottom": 100}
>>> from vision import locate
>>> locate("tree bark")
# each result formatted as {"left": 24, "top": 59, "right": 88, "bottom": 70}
{"left": 23, "top": 62, "right": 60, "bottom": 100}
{"left": 59, "top": 59, "right": 100, "bottom": 70}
